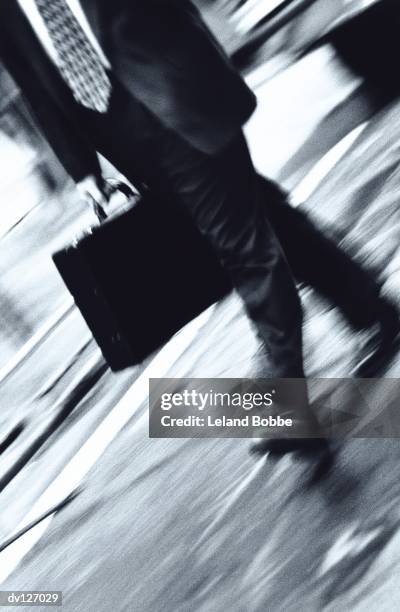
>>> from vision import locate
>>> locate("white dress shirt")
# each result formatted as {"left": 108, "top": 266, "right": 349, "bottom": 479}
{"left": 17, "top": 0, "right": 110, "bottom": 68}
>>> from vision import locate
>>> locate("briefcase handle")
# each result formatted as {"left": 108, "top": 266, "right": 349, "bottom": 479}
{"left": 90, "top": 179, "right": 139, "bottom": 223}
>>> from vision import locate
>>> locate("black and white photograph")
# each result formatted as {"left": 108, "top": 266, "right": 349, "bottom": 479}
{"left": 1, "top": 0, "right": 400, "bottom": 609}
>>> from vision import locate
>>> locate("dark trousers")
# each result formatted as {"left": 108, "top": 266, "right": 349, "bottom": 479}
{"left": 76, "top": 78, "right": 381, "bottom": 377}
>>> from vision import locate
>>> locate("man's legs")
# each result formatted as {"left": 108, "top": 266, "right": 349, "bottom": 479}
{"left": 79, "top": 85, "right": 307, "bottom": 378}
{"left": 256, "top": 176, "right": 383, "bottom": 331}
{"left": 80, "top": 84, "right": 383, "bottom": 469}
{"left": 88, "top": 97, "right": 329, "bottom": 450}
{"left": 79, "top": 81, "right": 395, "bottom": 379}
{"left": 155, "top": 133, "right": 306, "bottom": 378}
{"left": 252, "top": 176, "right": 400, "bottom": 378}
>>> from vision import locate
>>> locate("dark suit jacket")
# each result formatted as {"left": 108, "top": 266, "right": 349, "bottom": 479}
{"left": 0, "top": 0, "right": 256, "bottom": 181}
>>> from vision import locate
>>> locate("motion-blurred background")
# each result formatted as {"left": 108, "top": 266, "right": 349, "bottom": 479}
{"left": 2, "top": 2, "right": 400, "bottom": 609}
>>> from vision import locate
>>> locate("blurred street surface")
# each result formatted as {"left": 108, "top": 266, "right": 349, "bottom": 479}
{"left": 2, "top": 2, "right": 400, "bottom": 610}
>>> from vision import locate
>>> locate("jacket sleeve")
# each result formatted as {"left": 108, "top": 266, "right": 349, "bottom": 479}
{"left": 0, "top": 61, "right": 102, "bottom": 184}
{"left": 0, "top": 4, "right": 102, "bottom": 183}
{"left": 19, "top": 85, "right": 103, "bottom": 183}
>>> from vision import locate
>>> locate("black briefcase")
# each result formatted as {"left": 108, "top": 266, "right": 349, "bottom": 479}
{"left": 52, "top": 182, "right": 231, "bottom": 371}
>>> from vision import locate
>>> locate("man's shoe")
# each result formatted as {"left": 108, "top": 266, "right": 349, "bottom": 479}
{"left": 352, "top": 299, "right": 400, "bottom": 377}
{"left": 250, "top": 437, "right": 328, "bottom": 456}
{"left": 250, "top": 437, "right": 335, "bottom": 482}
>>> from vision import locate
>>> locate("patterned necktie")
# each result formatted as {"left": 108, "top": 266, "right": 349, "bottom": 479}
{"left": 35, "top": 0, "right": 111, "bottom": 112}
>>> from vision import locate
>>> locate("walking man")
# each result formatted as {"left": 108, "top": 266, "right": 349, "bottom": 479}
{"left": 1, "top": 0, "right": 398, "bottom": 463}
